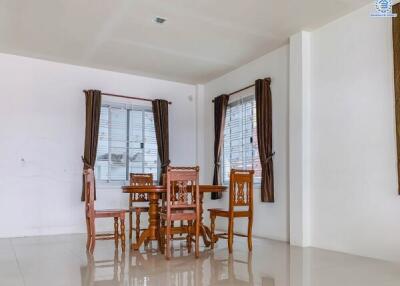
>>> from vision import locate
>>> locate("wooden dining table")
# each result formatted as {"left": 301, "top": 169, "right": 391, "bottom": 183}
{"left": 121, "top": 185, "right": 226, "bottom": 250}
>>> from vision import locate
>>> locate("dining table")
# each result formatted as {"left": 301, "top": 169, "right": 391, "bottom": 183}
{"left": 121, "top": 184, "right": 227, "bottom": 250}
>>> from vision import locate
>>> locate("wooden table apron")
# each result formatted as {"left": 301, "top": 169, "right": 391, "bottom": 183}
{"left": 121, "top": 185, "right": 226, "bottom": 250}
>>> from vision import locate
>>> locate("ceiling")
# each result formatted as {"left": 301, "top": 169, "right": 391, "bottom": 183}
{"left": 0, "top": 0, "right": 370, "bottom": 84}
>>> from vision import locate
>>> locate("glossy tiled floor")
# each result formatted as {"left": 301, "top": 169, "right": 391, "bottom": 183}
{"left": 1, "top": 234, "right": 400, "bottom": 286}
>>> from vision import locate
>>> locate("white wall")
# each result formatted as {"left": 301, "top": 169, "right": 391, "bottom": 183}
{"left": 0, "top": 53, "right": 197, "bottom": 237}
{"left": 201, "top": 46, "right": 290, "bottom": 242}
{"left": 310, "top": 4, "right": 400, "bottom": 262}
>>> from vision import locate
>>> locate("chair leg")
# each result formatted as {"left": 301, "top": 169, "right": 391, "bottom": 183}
{"left": 180, "top": 220, "right": 184, "bottom": 237}
{"left": 120, "top": 217, "right": 126, "bottom": 252}
{"left": 89, "top": 218, "right": 95, "bottom": 254}
{"left": 247, "top": 215, "right": 253, "bottom": 252}
{"left": 159, "top": 218, "right": 166, "bottom": 254}
{"left": 171, "top": 220, "right": 175, "bottom": 239}
{"left": 165, "top": 219, "right": 171, "bottom": 260}
{"left": 129, "top": 209, "right": 133, "bottom": 240}
{"left": 157, "top": 219, "right": 162, "bottom": 251}
{"left": 187, "top": 220, "right": 192, "bottom": 253}
{"left": 195, "top": 219, "right": 200, "bottom": 258}
{"left": 89, "top": 235, "right": 95, "bottom": 254}
{"left": 228, "top": 217, "right": 234, "bottom": 254}
{"left": 135, "top": 209, "right": 141, "bottom": 244}
{"left": 210, "top": 213, "right": 216, "bottom": 249}
{"left": 86, "top": 218, "right": 91, "bottom": 251}
{"left": 114, "top": 218, "right": 119, "bottom": 250}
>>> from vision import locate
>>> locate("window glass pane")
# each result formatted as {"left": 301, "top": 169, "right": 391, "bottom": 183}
{"left": 252, "top": 103, "right": 262, "bottom": 183}
{"left": 243, "top": 100, "right": 253, "bottom": 170}
{"left": 230, "top": 103, "right": 244, "bottom": 170}
{"left": 109, "top": 107, "right": 127, "bottom": 181}
{"left": 96, "top": 106, "right": 109, "bottom": 181}
{"left": 128, "top": 110, "right": 143, "bottom": 174}
{"left": 223, "top": 107, "right": 231, "bottom": 182}
{"left": 144, "top": 111, "right": 158, "bottom": 179}
{"left": 95, "top": 103, "right": 159, "bottom": 183}
{"left": 222, "top": 96, "right": 262, "bottom": 184}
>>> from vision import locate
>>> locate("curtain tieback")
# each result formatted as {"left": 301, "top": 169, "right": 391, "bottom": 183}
{"left": 262, "top": 152, "right": 275, "bottom": 165}
{"left": 161, "top": 160, "right": 171, "bottom": 168}
{"left": 81, "top": 156, "right": 92, "bottom": 169}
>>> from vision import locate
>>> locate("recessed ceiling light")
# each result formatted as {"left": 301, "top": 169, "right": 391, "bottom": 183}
{"left": 154, "top": 17, "right": 167, "bottom": 24}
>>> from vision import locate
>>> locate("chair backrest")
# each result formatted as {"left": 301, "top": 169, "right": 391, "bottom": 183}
{"left": 229, "top": 169, "right": 254, "bottom": 212}
{"left": 83, "top": 168, "right": 95, "bottom": 219}
{"left": 165, "top": 166, "right": 200, "bottom": 212}
{"left": 129, "top": 173, "right": 153, "bottom": 202}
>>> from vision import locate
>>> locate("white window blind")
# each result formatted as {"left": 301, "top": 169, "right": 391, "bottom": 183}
{"left": 95, "top": 102, "right": 159, "bottom": 183}
{"left": 222, "top": 95, "right": 262, "bottom": 184}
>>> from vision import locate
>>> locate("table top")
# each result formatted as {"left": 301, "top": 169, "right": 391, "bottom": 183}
{"left": 121, "top": 184, "right": 227, "bottom": 194}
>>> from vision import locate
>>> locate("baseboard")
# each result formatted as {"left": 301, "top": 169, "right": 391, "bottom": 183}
{"left": 0, "top": 225, "right": 114, "bottom": 239}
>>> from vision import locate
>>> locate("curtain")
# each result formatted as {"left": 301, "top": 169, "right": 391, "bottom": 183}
{"left": 212, "top": 94, "right": 229, "bottom": 199}
{"left": 393, "top": 3, "right": 400, "bottom": 195}
{"left": 255, "top": 78, "right": 274, "bottom": 202}
{"left": 152, "top": 99, "right": 170, "bottom": 185}
{"left": 81, "top": 90, "right": 102, "bottom": 201}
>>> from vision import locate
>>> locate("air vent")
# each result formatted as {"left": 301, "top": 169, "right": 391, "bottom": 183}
{"left": 154, "top": 17, "right": 167, "bottom": 24}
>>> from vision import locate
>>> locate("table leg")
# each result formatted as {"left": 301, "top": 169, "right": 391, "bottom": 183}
{"left": 132, "top": 193, "right": 159, "bottom": 250}
{"left": 198, "top": 193, "right": 218, "bottom": 247}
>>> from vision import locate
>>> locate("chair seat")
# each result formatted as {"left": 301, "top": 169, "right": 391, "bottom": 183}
{"left": 127, "top": 206, "right": 149, "bottom": 212}
{"left": 160, "top": 210, "right": 197, "bottom": 221}
{"left": 95, "top": 209, "right": 125, "bottom": 218}
{"left": 208, "top": 208, "right": 250, "bottom": 218}
{"left": 160, "top": 206, "right": 195, "bottom": 212}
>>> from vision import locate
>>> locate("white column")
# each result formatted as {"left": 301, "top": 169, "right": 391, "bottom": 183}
{"left": 195, "top": 84, "right": 207, "bottom": 183}
{"left": 289, "top": 31, "right": 311, "bottom": 247}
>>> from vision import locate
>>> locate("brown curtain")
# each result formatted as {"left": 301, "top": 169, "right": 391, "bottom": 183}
{"left": 393, "top": 3, "right": 400, "bottom": 194}
{"left": 212, "top": 94, "right": 229, "bottom": 199}
{"left": 81, "top": 90, "right": 102, "bottom": 201}
{"left": 255, "top": 78, "right": 274, "bottom": 202}
{"left": 152, "top": 99, "right": 170, "bottom": 185}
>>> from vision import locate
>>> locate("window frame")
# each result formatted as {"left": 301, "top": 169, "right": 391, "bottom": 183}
{"left": 95, "top": 101, "right": 160, "bottom": 186}
{"left": 221, "top": 95, "right": 261, "bottom": 185}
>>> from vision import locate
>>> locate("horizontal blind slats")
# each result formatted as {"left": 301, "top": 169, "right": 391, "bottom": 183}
{"left": 222, "top": 96, "right": 262, "bottom": 184}
{"left": 95, "top": 104, "right": 159, "bottom": 182}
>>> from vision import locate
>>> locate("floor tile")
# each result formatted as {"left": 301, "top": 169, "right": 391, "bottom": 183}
{"left": 1, "top": 234, "right": 399, "bottom": 286}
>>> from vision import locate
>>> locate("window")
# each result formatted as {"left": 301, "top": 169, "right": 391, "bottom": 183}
{"left": 222, "top": 95, "right": 261, "bottom": 184}
{"left": 95, "top": 102, "right": 159, "bottom": 184}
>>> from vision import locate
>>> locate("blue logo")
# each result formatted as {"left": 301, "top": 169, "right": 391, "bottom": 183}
{"left": 371, "top": 0, "right": 397, "bottom": 17}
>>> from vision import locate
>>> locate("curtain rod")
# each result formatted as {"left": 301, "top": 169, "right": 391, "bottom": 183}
{"left": 212, "top": 77, "right": 271, "bottom": 102}
{"left": 83, "top": 90, "right": 172, "bottom": 104}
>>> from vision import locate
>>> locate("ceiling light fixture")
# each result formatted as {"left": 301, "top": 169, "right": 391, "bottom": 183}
{"left": 153, "top": 17, "right": 167, "bottom": 24}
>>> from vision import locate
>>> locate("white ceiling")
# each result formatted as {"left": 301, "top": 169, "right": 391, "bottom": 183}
{"left": 0, "top": 0, "right": 370, "bottom": 84}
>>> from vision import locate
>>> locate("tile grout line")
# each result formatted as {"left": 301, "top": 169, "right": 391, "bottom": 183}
{"left": 10, "top": 238, "right": 27, "bottom": 286}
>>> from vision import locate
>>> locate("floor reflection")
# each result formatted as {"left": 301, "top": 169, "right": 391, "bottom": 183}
{"left": 209, "top": 252, "right": 255, "bottom": 285}
{"left": 81, "top": 251, "right": 126, "bottom": 286}
{"left": 80, "top": 240, "right": 268, "bottom": 286}
{"left": 77, "top": 237, "right": 400, "bottom": 286}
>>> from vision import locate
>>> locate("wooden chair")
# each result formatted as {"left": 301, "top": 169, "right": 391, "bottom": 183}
{"left": 208, "top": 169, "right": 254, "bottom": 253}
{"left": 159, "top": 166, "right": 201, "bottom": 260}
{"left": 128, "top": 173, "right": 153, "bottom": 243}
{"left": 84, "top": 169, "right": 126, "bottom": 254}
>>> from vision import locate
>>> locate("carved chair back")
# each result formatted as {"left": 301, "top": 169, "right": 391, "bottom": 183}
{"left": 229, "top": 169, "right": 254, "bottom": 212}
{"left": 84, "top": 168, "right": 96, "bottom": 219}
{"left": 129, "top": 173, "right": 153, "bottom": 202}
{"left": 164, "top": 166, "right": 200, "bottom": 213}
